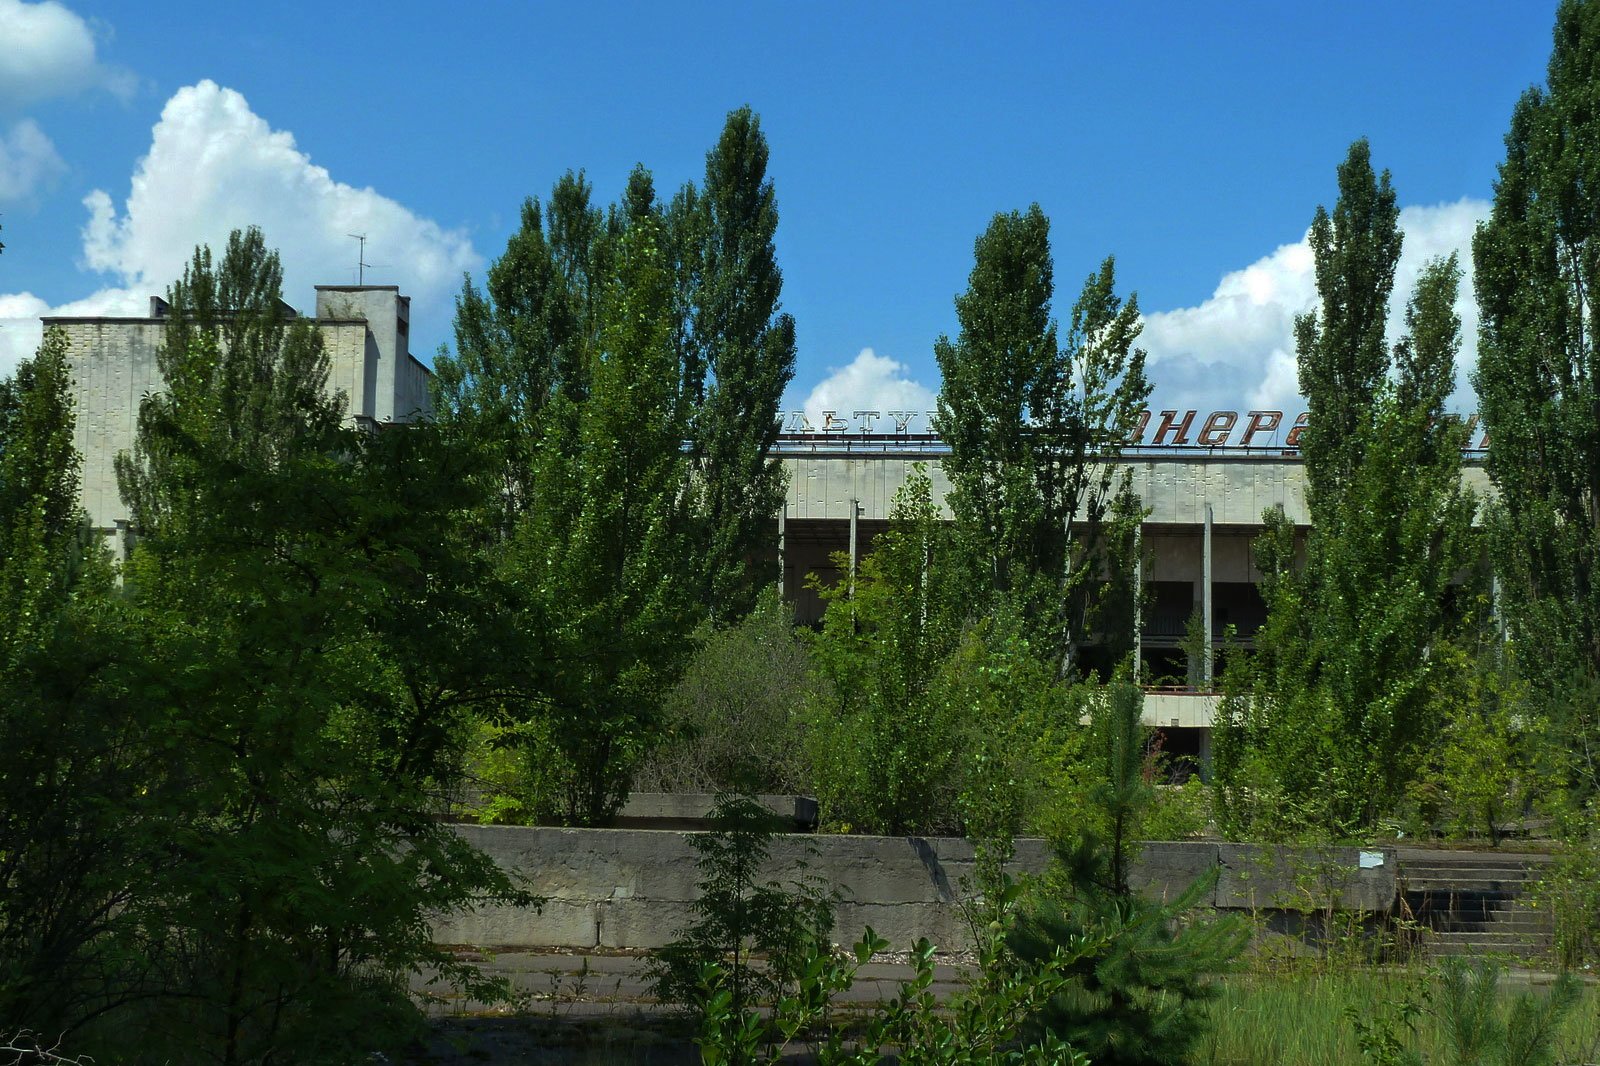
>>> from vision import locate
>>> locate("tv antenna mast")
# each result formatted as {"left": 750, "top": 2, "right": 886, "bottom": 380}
{"left": 348, "top": 233, "right": 369, "bottom": 284}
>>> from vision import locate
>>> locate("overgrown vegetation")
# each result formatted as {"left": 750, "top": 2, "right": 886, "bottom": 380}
{"left": 10, "top": 4, "right": 1600, "bottom": 1057}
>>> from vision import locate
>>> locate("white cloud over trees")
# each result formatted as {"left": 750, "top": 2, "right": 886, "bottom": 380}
{"left": 0, "top": 80, "right": 482, "bottom": 377}
{"left": 799, "top": 348, "right": 938, "bottom": 432}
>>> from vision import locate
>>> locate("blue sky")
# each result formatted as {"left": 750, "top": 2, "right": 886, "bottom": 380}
{"left": 0, "top": 1, "right": 1561, "bottom": 427}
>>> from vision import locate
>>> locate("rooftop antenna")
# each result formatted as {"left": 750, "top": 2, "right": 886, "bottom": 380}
{"left": 348, "top": 233, "right": 368, "bottom": 284}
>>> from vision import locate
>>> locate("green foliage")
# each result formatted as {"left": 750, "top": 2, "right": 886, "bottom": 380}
{"left": 101, "top": 228, "right": 534, "bottom": 1062}
{"left": 1409, "top": 640, "right": 1542, "bottom": 842}
{"left": 1532, "top": 800, "right": 1600, "bottom": 968}
{"left": 1010, "top": 683, "right": 1247, "bottom": 1066}
{"left": 934, "top": 206, "right": 1149, "bottom": 674}
{"left": 651, "top": 793, "right": 834, "bottom": 1020}
{"left": 436, "top": 109, "right": 798, "bottom": 823}
{"left": 635, "top": 588, "right": 814, "bottom": 795}
{"left": 695, "top": 895, "right": 1098, "bottom": 1066}
{"left": 1215, "top": 143, "right": 1478, "bottom": 839}
{"left": 1473, "top": 0, "right": 1600, "bottom": 801}
{"left": 804, "top": 468, "right": 1086, "bottom": 837}
{"left": 1433, "top": 958, "right": 1579, "bottom": 1066}
{"left": 803, "top": 467, "right": 967, "bottom": 834}
{"left": 0, "top": 329, "right": 145, "bottom": 1042}
{"left": 680, "top": 107, "right": 798, "bottom": 624}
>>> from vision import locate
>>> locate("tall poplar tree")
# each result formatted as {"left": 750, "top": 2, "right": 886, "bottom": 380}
{"left": 934, "top": 205, "right": 1149, "bottom": 674}
{"left": 1215, "top": 144, "right": 1477, "bottom": 836}
{"left": 509, "top": 184, "right": 698, "bottom": 825}
{"left": 0, "top": 330, "right": 151, "bottom": 1041}
{"left": 683, "top": 107, "right": 797, "bottom": 623}
{"left": 1473, "top": 0, "right": 1600, "bottom": 792}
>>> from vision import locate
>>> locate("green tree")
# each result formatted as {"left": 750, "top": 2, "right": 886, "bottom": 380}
{"left": 1472, "top": 0, "right": 1600, "bottom": 796}
{"left": 635, "top": 588, "right": 815, "bottom": 796}
{"left": 803, "top": 468, "right": 967, "bottom": 834}
{"left": 113, "top": 229, "right": 528, "bottom": 1063}
{"left": 680, "top": 107, "right": 797, "bottom": 623}
{"left": 1215, "top": 144, "right": 1478, "bottom": 837}
{"left": 1010, "top": 684, "right": 1246, "bottom": 1066}
{"left": 502, "top": 191, "right": 700, "bottom": 825}
{"left": 934, "top": 206, "right": 1149, "bottom": 675}
{"left": 0, "top": 330, "right": 157, "bottom": 1043}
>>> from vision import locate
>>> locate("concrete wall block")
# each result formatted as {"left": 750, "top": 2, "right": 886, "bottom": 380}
{"left": 833, "top": 902, "right": 974, "bottom": 954}
{"left": 1130, "top": 842, "right": 1220, "bottom": 905}
{"left": 598, "top": 899, "right": 699, "bottom": 950}
{"left": 433, "top": 898, "right": 598, "bottom": 950}
{"left": 1215, "top": 844, "right": 1396, "bottom": 914}
{"left": 454, "top": 825, "right": 703, "bottom": 902}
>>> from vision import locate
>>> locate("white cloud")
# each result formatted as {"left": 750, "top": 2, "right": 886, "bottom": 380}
{"left": 1139, "top": 197, "right": 1488, "bottom": 416}
{"left": 80, "top": 80, "right": 481, "bottom": 323}
{"left": 0, "top": 0, "right": 132, "bottom": 109}
{"left": 0, "top": 80, "right": 481, "bottom": 379}
{"left": 0, "top": 285, "right": 141, "bottom": 378}
{"left": 0, "top": 117, "right": 65, "bottom": 201}
{"left": 799, "top": 347, "right": 938, "bottom": 431}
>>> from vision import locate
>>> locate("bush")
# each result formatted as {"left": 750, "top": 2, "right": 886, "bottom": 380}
{"left": 634, "top": 590, "right": 814, "bottom": 796}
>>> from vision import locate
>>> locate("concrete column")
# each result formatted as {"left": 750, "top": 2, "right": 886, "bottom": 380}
{"left": 1492, "top": 570, "right": 1505, "bottom": 642}
{"left": 848, "top": 496, "right": 859, "bottom": 600}
{"left": 777, "top": 504, "right": 787, "bottom": 598}
{"left": 1202, "top": 503, "right": 1214, "bottom": 688}
{"left": 1133, "top": 523, "right": 1143, "bottom": 685}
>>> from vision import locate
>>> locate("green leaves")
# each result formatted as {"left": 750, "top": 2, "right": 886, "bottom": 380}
{"left": 1216, "top": 145, "right": 1478, "bottom": 838}
{"left": 1472, "top": 0, "right": 1600, "bottom": 789}
{"left": 934, "top": 205, "right": 1149, "bottom": 673}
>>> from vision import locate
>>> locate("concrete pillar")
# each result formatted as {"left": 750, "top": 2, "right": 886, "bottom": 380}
{"left": 1202, "top": 503, "right": 1214, "bottom": 688}
{"left": 1492, "top": 571, "right": 1506, "bottom": 648}
{"left": 848, "top": 496, "right": 859, "bottom": 600}
{"left": 777, "top": 504, "right": 787, "bottom": 599}
{"left": 1133, "top": 523, "right": 1143, "bottom": 685}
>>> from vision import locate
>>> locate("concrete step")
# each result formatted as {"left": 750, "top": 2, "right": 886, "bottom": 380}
{"left": 1426, "top": 939, "right": 1552, "bottom": 960}
{"left": 1402, "top": 870, "right": 1541, "bottom": 885}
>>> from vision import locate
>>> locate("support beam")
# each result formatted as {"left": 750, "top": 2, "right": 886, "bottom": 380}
{"left": 777, "top": 504, "right": 787, "bottom": 599}
{"left": 1202, "top": 503, "right": 1214, "bottom": 688}
{"left": 1133, "top": 523, "right": 1143, "bottom": 685}
{"left": 848, "top": 496, "right": 859, "bottom": 600}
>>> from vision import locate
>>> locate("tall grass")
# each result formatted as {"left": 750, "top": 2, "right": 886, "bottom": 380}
{"left": 1198, "top": 968, "right": 1600, "bottom": 1066}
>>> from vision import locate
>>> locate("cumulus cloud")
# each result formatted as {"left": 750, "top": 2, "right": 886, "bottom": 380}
{"left": 79, "top": 81, "right": 481, "bottom": 320}
{"left": 1139, "top": 198, "right": 1488, "bottom": 416}
{"left": 798, "top": 348, "right": 938, "bottom": 431}
{"left": 0, "top": 117, "right": 65, "bottom": 201}
{"left": 0, "top": 0, "right": 133, "bottom": 109}
{"left": 0, "top": 80, "right": 481, "bottom": 378}
{"left": 0, "top": 285, "right": 141, "bottom": 377}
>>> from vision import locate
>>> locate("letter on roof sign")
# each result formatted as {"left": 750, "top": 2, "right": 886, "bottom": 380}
{"left": 1198, "top": 411, "right": 1237, "bottom": 446}
{"left": 1240, "top": 411, "right": 1282, "bottom": 447}
{"left": 1151, "top": 410, "right": 1196, "bottom": 446}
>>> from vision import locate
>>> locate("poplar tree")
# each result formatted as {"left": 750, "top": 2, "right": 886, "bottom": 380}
{"left": 1473, "top": 0, "right": 1600, "bottom": 792}
{"left": 1215, "top": 144, "right": 1477, "bottom": 836}
{"left": 683, "top": 107, "right": 797, "bottom": 623}
{"left": 510, "top": 185, "right": 698, "bottom": 824}
{"left": 0, "top": 331, "right": 149, "bottom": 1041}
{"left": 934, "top": 205, "right": 1149, "bottom": 674}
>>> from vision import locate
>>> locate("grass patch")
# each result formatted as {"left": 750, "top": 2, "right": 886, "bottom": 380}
{"left": 1198, "top": 967, "right": 1600, "bottom": 1066}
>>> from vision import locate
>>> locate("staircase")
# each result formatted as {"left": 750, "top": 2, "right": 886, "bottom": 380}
{"left": 1396, "top": 849, "right": 1555, "bottom": 962}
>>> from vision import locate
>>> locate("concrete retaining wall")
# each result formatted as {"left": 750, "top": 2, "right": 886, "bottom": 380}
{"left": 434, "top": 826, "right": 1397, "bottom": 954}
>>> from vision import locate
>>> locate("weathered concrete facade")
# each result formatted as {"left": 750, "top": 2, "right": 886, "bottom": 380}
{"left": 47, "top": 284, "right": 432, "bottom": 538}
